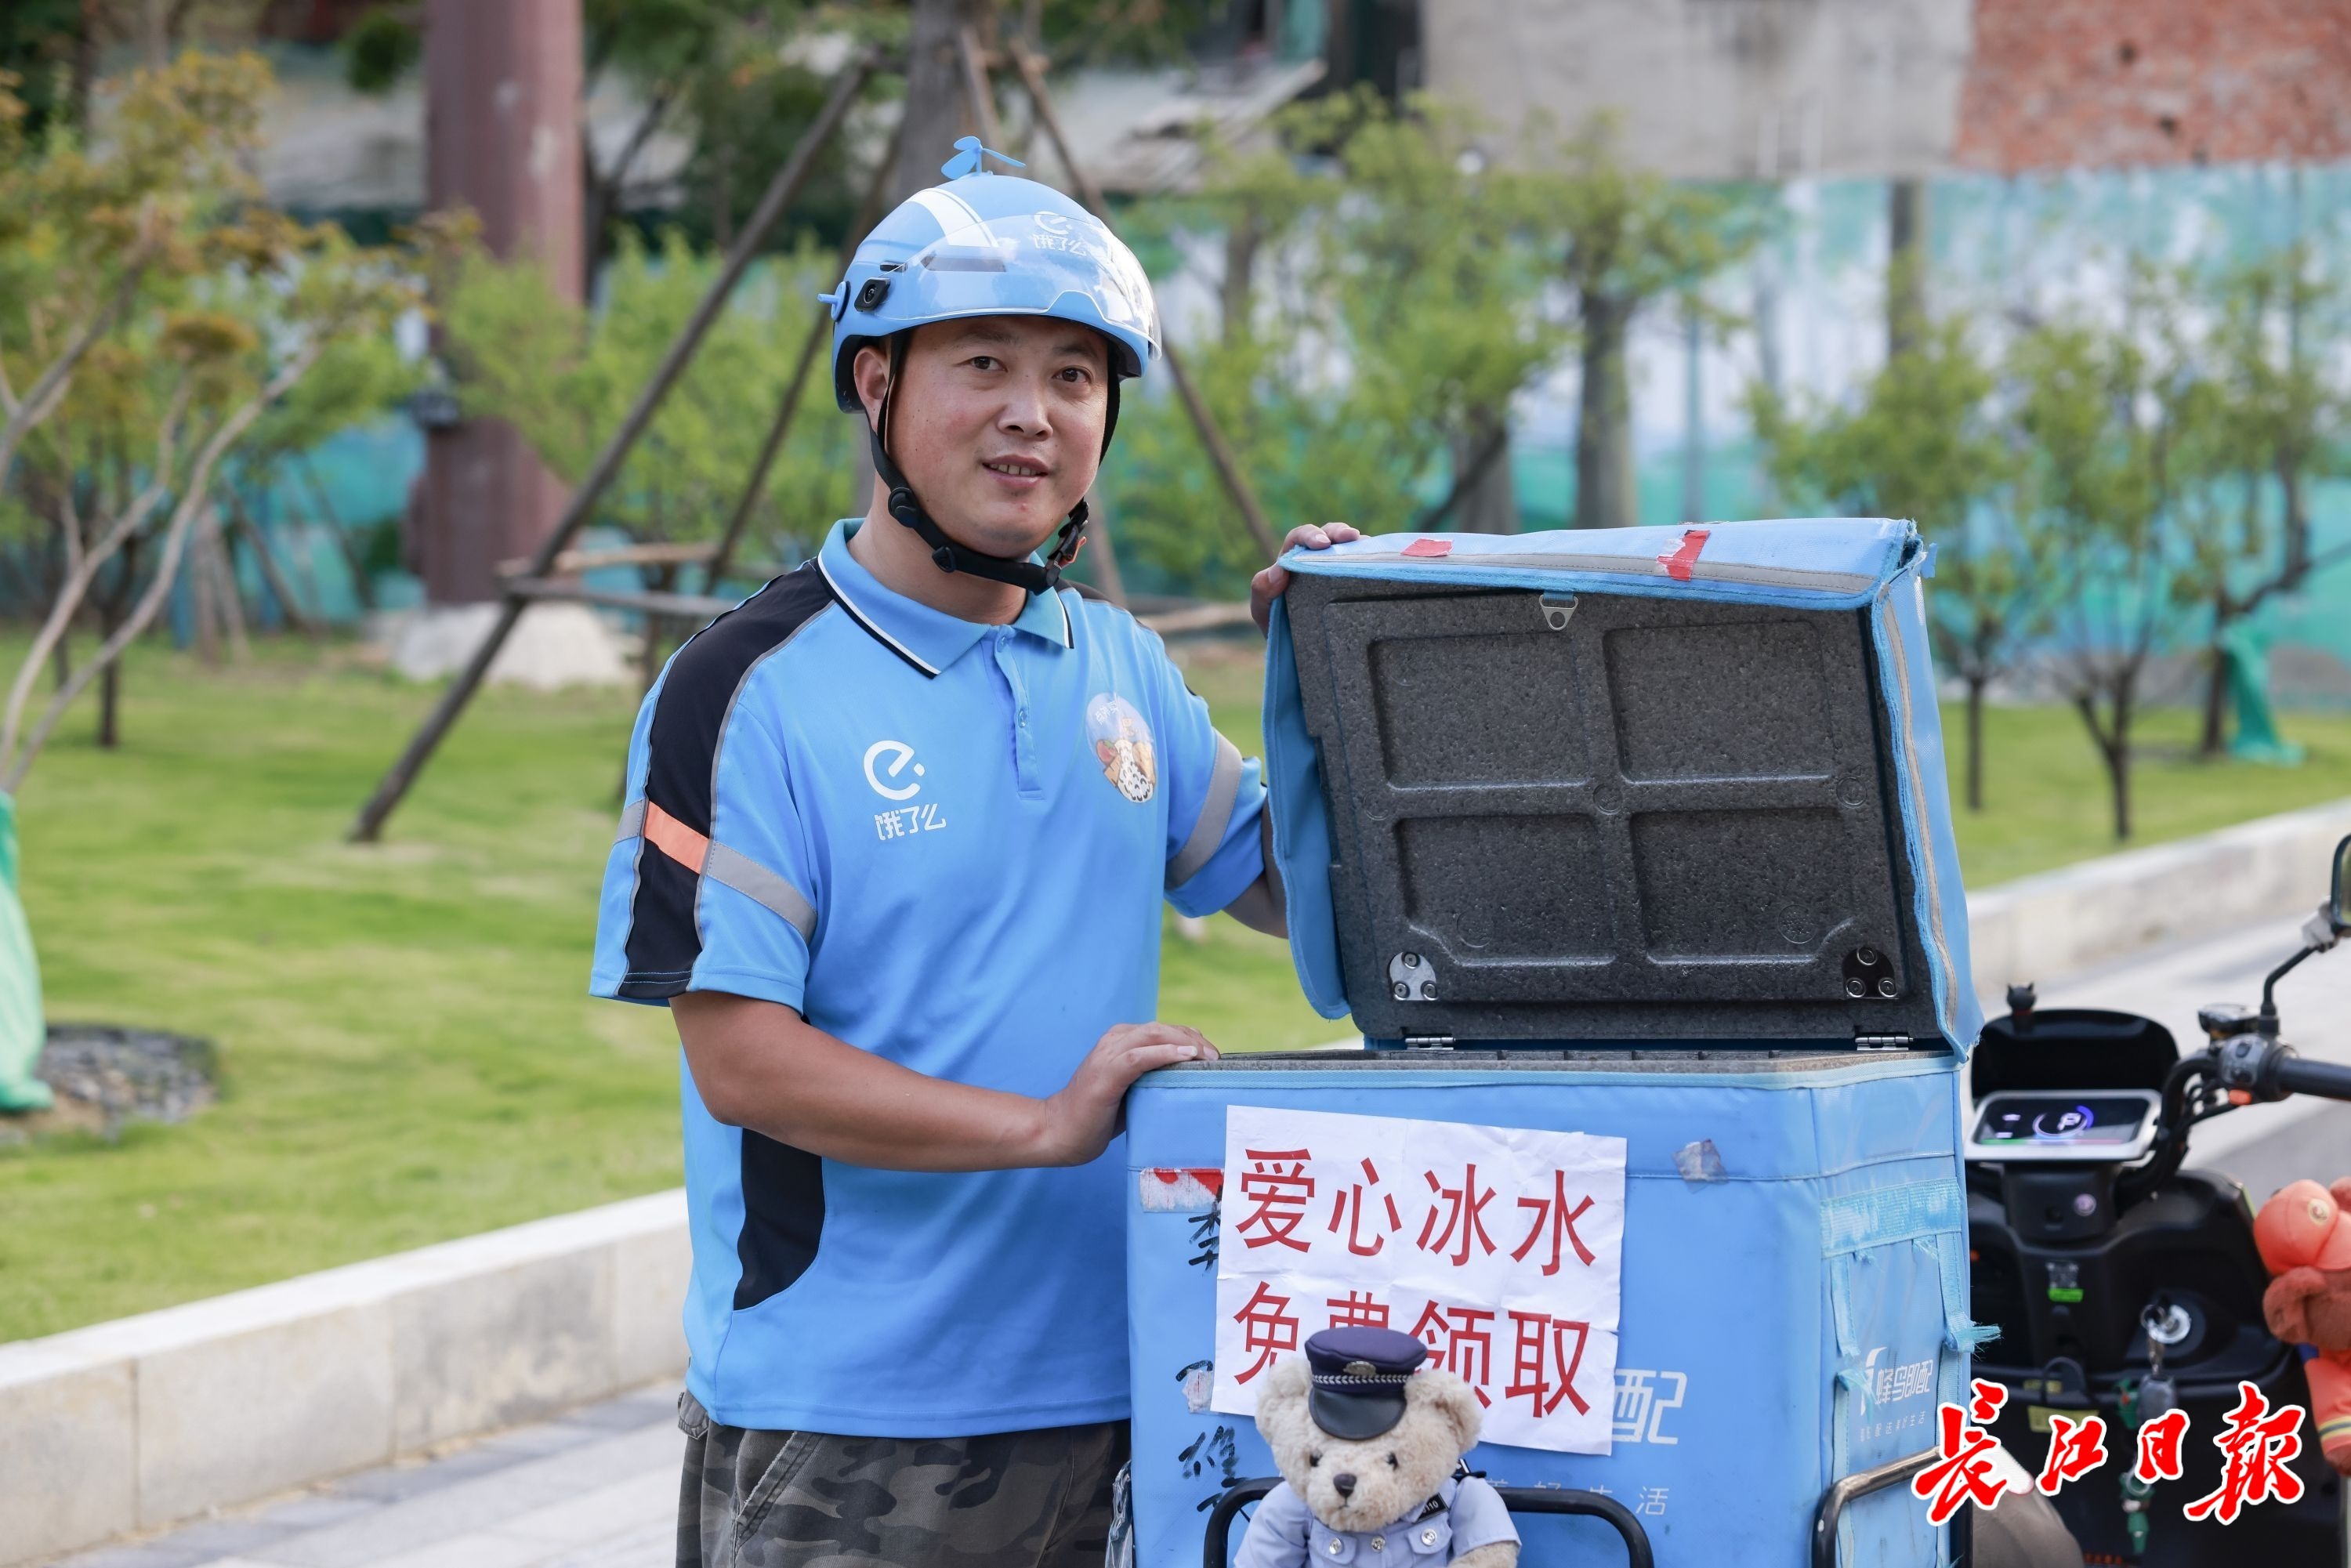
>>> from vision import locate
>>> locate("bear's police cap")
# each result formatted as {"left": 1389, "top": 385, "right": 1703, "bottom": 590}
{"left": 1304, "top": 1326, "right": 1428, "bottom": 1439}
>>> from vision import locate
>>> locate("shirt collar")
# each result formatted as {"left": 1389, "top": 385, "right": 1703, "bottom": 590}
{"left": 816, "top": 518, "right": 1074, "bottom": 678}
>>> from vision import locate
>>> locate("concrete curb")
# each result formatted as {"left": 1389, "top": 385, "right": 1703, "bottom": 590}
{"left": 1963, "top": 796, "right": 2351, "bottom": 1001}
{"left": 7, "top": 798, "right": 2347, "bottom": 1564}
{"left": 0, "top": 1190, "right": 687, "bottom": 1566}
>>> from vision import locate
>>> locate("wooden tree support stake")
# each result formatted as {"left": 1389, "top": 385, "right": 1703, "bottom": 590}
{"left": 348, "top": 49, "right": 882, "bottom": 843}
{"left": 1005, "top": 43, "right": 1283, "bottom": 564}
{"left": 705, "top": 111, "right": 908, "bottom": 590}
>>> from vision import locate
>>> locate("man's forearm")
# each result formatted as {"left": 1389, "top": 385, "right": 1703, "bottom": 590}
{"left": 1223, "top": 809, "right": 1288, "bottom": 937}
{"left": 673, "top": 992, "right": 1058, "bottom": 1171}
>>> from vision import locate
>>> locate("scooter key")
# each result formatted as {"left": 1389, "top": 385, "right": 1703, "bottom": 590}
{"left": 2137, "top": 1375, "right": 2179, "bottom": 1421}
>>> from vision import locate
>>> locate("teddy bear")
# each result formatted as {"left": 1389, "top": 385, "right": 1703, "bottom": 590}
{"left": 2252, "top": 1176, "right": 2351, "bottom": 1473}
{"left": 1237, "top": 1326, "right": 1520, "bottom": 1568}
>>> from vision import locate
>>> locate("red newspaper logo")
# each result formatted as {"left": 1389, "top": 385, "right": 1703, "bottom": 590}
{"left": 1230, "top": 1282, "right": 1299, "bottom": 1384}
{"left": 1510, "top": 1168, "right": 1598, "bottom": 1276}
{"left": 2133, "top": 1409, "right": 2190, "bottom": 1484}
{"left": 1913, "top": 1381, "right": 2012, "bottom": 1525}
{"left": 1235, "top": 1148, "right": 1316, "bottom": 1254}
{"left": 1504, "top": 1309, "right": 1595, "bottom": 1418}
{"left": 1326, "top": 1157, "right": 1404, "bottom": 1258}
{"left": 2036, "top": 1414, "right": 2109, "bottom": 1497}
{"left": 1417, "top": 1163, "right": 1499, "bottom": 1266}
{"left": 2183, "top": 1382, "right": 2306, "bottom": 1524}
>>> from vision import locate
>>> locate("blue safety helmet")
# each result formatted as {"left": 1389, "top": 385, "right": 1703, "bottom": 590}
{"left": 820, "top": 141, "right": 1161, "bottom": 595}
{"left": 823, "top": 141, "right": 1161, "bottom": 411}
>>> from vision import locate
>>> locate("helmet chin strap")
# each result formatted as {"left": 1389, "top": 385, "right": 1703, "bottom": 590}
{"left": 871, "top": 334, "right": 1114, "bottom": 596}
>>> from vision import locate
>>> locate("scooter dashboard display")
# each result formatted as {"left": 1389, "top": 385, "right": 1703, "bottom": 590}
{"left": 1965, "top": 1088, "right": 2162, "bottom": 1163}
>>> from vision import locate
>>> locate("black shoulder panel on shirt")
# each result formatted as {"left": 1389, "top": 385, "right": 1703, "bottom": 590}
{"left": 618, "top": 563, "right": 835, "bottom": 998}
{"left": 734, "top": 1130, "right": 825, "bottom": 1309}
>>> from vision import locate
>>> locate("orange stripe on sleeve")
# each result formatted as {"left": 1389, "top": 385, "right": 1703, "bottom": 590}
{"left": 643, "top": 800, "right": 710, "bottom": 875}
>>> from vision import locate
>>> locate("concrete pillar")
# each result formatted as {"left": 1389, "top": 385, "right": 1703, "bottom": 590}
{"left": 418, "top": 0, "right": 583, "bottom": 605}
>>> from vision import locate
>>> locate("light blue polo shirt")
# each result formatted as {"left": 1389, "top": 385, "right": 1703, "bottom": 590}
{"left": 591, "top": 518, "right": 1266, "bottom": 1436}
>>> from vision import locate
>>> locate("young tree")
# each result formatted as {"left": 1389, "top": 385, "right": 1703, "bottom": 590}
{"left": 0, "top": 218, "right": 424, "bottom": 791}
{"left": 1102, "top": 92, "right": 1578, "bottom": 594}
{"left": 2190, "top": 244, "right": 2351, "bottom": 755}
{"left": 1554, "top": 120, "right": 1760, "bottom": 531}
{"left": 2012, "top": 284, "right": 2224, "bottom": 841}
{"left": 0, "top": 49, "right": 422, "bottom": 1112}
{"left": 1749, "top": 318, "right": 2034, "bottom": 809}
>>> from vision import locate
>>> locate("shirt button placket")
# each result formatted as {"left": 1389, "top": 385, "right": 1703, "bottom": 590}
{"left": 994, "top": 632, "right": 1041, "bottom": 796}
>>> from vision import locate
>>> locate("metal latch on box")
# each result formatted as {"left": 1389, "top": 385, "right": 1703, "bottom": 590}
{"left": 1404, "top": 1035, "right": 1457, "bottom": 1051}
{"left": 1538, "top": 592, "right": 1577, "bottom": 631}
{"left": 1853, "top": 1032, "right": 1915, "bottom": 1051}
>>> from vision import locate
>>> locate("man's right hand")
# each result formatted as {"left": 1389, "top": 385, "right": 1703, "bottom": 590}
{"left": 676, "top": 992, "right": 1219, "bottom": 1173}
{"left": 1039, "top": 1023, "right": 1220, "bottom": 1166}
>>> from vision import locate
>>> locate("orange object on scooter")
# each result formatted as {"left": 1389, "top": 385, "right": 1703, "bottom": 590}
{"left": 2253, "top": 1177, "right": 2351, "bottom": 1474}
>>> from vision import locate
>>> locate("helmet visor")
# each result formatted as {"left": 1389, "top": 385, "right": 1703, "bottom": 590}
{"left": 872, "top": 205, "right": 1159, "bottom": 375}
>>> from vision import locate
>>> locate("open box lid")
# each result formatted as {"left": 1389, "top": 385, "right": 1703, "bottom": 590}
{"left": 1260, "top": 518, "right": 1981, "bottom": 1056}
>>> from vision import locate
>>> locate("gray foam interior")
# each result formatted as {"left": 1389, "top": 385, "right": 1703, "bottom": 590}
{"left": 1286, "top": 573, "right": 1944, "bottom": 1045}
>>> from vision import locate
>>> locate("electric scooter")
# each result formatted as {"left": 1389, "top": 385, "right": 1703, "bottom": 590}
{"left": 1965, "top": 833, "right": 2351, "bottom": 1566}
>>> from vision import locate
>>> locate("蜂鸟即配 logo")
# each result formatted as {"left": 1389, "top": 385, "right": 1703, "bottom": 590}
{"left": 1086, "top": 692, "right": 1155, "bottom": 803}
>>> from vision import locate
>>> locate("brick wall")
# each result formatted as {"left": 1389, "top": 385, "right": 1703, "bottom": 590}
{"left": 1957, "top": 0, "right": 2351, "bottom": 170}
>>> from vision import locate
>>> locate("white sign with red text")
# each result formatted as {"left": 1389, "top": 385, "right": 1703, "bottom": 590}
{"left": 1210, "top": 1105, "right": 1627, "bottom": 1455}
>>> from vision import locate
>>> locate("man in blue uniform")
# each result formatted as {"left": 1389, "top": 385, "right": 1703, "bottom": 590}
{"left": 592, "top": 147, "right": 1356, "bottom": 1567}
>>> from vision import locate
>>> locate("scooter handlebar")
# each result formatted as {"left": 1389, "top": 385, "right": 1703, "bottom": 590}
{"left": 2273, "top": 1054, "right": 2351, "bottom": 1103}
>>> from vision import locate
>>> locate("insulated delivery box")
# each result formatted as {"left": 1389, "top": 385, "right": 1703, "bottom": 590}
{"left": 1124, "top": 519, "right": 1987, "bottom": 1568}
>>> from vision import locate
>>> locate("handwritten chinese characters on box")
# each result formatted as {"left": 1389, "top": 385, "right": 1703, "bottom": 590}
{"left": 1211, "top": 1106, "right": 1628, "bottom": 1456}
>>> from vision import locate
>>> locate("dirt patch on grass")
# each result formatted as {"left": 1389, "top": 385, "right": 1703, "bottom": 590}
{"left": 0, "top": 1024, "right": 218, "bottom": 1142}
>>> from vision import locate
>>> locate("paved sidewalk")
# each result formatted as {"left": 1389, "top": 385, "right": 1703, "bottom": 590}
{"left": 45, "top": 1385, "right": 681, "bottom": 1568}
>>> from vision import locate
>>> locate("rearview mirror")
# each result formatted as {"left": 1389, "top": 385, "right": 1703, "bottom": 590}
{"left": 2334, "top": 834, "right": 2351, "bottom": 932}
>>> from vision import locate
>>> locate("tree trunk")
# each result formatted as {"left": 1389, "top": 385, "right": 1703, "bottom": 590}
{"left": 1575, "top": 288, "right": 1634, "bottom": 531}
{"left": 2280, "top": 460, "right": 2308, "bottom": 586}
{"left": 1965, "top": 675, "right": 1986, "bottom": 813}
{"left": 1449, "top": 407, "right": 1517, "bottom": 534}
{"left": 641, "top": 563, "right": 676, "bottom": 692}
{"left": 1221, "top": 205, "right": 1262, "bottom": 348}
{"left": 2075, "top": 685, "right": 2135, "bottom": 842}
{"left": 1679, "top": 302, "right": 1705, "bottom": 523}
{"left": 892, "top": 0, "right": 994, "bottom": 204}
{"left": 2198, "top": 624, "right": 2231, "bottom": 760}
{"left": 192, "top": 521, "right": 219, "bottom": 664}
{"left": 2107, "top": 722, "right": 2132, "bottom": 842}
{"left": 210, "top": 517, "right": 251, "bottom": 664}
{"left": 97, "top": 658, "right": 120, "bottom": 748}
{"left": 96, "top": 537, "right": 138, "bottom": 751}
{"left": 1887, "top": 178, "right": 1927, "bottom": 360}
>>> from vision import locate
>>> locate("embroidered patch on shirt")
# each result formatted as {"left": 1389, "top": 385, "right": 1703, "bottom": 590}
{"left": 1086, "top": 691, "right": 1157, "bottom": 803}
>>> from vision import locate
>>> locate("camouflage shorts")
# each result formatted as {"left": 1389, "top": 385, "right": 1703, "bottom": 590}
{"left": 676, "top": 1391, "right": 1127, "bottom": 1568}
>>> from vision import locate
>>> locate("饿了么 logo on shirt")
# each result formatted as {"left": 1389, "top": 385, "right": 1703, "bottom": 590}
{"left": 863, "top": 739, "right": 924, "bottom": 799}
{"left": 864, "top": 738, "right": 946, "bottom": 842}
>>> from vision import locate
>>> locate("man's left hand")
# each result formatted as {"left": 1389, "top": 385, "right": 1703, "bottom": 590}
{"left": 1251, "top": 522, "right": 1362, "bottom": 636}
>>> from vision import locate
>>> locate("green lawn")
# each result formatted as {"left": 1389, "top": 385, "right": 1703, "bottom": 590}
{"left": 2, "top": 636, "right": 2346, "bottom": 1340}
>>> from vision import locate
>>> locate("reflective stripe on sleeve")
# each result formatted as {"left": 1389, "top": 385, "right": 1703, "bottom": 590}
{"left": 702, "top": 841, "right": 817, "bottom": 941}
{"left": 615, "top": 798, "right": 817, "bottom": 942}
{"left": 1168, "top": 733, "right": 1244, "bottom": 889}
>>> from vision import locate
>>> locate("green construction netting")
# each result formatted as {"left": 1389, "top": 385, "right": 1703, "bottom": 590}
{"left": 0, "top": 791, "right": 52, "bottom": 1111}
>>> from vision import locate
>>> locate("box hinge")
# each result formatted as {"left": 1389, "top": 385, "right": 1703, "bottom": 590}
{"left": 1853, "top": 1032, "right": 1914, "bottom": 1051}
{"left": 1404, "top": 1034, "right": 1457, "bottom": 1051}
